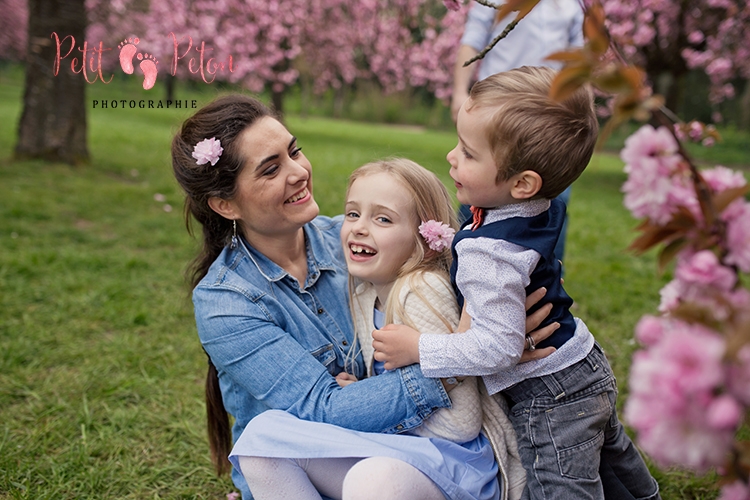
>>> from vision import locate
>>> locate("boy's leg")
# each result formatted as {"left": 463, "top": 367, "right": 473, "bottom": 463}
{"left": 599, "top": 397, "right": 661, "bottom": 500}
{"left": 505, "top": 345, "right": 660, "bottom": 500}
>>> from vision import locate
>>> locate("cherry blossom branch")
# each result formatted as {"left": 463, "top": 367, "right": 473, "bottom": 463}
{"left": 464, "top": 19, "right": 519, "bottom": 67}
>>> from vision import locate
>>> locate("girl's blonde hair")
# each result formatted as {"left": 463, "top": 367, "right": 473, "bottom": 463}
{"left": 344, "top": 158, "right": 458, "bottom": 371}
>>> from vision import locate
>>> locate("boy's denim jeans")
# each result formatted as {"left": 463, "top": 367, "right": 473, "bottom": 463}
{"left": 502, "top": 343, "right": 660, "bottom": 500}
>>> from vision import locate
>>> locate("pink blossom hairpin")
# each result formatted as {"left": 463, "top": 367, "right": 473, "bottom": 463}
{"left": 419, "top": 220, "right": 455, "bottom": 252}
{"left": 192, "top": 137, "right": 223, "bottom": 166}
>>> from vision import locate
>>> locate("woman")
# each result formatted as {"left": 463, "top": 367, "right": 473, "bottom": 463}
{"left": 171, "top": 94, "right": 560, "bottom": 499}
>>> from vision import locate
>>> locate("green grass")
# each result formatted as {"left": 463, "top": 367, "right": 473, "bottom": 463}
{"left": 2, "top": 64, "right": 746, "bottom": 499}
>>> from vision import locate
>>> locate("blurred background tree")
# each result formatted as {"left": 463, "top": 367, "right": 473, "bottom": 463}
{"left": 13, "top": 0, "right": 88, "bottom": 164}
{"left": 0, "top": 0, "right": 747, "bottom": 165}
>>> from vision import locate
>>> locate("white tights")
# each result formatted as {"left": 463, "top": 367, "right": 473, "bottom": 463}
{"left": 238, "top": 455, "right": 446, "bottom": 500}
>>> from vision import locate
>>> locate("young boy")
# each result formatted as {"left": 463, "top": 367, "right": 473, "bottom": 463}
{"left": 372, "top": 66, "right": 660, "bottom": 500}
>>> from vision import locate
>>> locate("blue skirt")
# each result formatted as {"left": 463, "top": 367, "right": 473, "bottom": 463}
{"left": 230, "top": 410, "right": 499, "bottom": 500}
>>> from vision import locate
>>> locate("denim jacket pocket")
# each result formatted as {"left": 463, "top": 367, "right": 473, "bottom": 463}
{"left": 310, "top": 343, "right": 336, "bottom": 371}
{"left": 545, "top": 391, "right": 611, "bottom": 480}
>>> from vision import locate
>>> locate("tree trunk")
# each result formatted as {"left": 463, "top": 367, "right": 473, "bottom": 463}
{"left": 165, "top": 73, "right": 175, "bottom": 103}
{"left": 15, "top": 0, "right": 88, "bottom": 165}
{"left": 271, "top": 88, "right": 284, "bottom": 119}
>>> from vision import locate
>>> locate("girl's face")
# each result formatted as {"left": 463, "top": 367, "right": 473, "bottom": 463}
{"left": 227, "top": 117, "right": 319, "bottom": 243}
{"left": 341, "top": 172, "right": 419, "bottom": 298}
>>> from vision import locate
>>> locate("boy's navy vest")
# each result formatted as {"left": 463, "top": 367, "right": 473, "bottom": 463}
{"left": 449, "top": 199, "right": 575, "bottom": 350}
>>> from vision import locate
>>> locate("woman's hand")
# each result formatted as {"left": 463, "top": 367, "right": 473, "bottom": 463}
{"left": 521, "top": 287, "right": 558, "bottom": 363}
{"left": 335, "top": 372, "right": 358, "bottom": 388}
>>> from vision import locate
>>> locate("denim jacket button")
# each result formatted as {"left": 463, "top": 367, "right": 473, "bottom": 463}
{"left": 342, "top": 340, "right": 348, "bottom": 346}
{"left": 317, "top": 308, "right": 324, "bottom": 314}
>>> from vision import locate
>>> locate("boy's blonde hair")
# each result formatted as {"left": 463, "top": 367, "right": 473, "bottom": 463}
{"left": 467, "top": 66, "right": 598, "bottom": 199}
{"left": 344, "top": 158, "right": 458, "bottom": 370}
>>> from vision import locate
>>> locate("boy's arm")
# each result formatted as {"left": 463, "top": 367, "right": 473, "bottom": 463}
{"left": 374, "top": 238, "right": 540, "bottom": 375}
{"left": 373, "top": 285, "right": 558, "bottom": 371}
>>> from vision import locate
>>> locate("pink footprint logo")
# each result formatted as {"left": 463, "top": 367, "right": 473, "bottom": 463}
{"left": 137, "top": 53, "right": 159, "bottom": 90}
{"left": 117, "top": 37, "right": 140, "bottom": 75}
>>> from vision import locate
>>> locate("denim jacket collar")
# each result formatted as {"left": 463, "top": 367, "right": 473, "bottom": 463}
{"left": 237, "top": 223, "right": 340, "bottom": 289}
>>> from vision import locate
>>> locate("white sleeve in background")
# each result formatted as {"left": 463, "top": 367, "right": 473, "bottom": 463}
{"left": 418, "top": 238, "right": 540, "bottom": 378}
{"left": 459, "top": 2, "right": 495, "bottom": 51}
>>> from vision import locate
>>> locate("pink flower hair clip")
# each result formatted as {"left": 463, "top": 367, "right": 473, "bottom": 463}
{"left": 418, "top": 220, "right": 455, "bottom": 252}
{"left": 192, "top": 137, "right": 223, "bottom": 166}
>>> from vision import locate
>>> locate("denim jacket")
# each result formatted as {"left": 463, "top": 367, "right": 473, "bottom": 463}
{"left": 193, "top": 215, "right": 450, "bottom": 495}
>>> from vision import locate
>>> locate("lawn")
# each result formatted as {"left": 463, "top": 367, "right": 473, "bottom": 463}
{"left": 2, "top": 66, "right": 746, "bottom": 498}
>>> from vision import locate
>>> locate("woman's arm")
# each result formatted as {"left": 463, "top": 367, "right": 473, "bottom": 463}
{"left": 194, "top": 284, "right": 450, "bottom": 435}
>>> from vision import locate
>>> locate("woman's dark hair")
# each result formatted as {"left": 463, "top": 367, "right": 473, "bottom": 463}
{"left": 171, "top": 94, "right": 273, "bottom": 476}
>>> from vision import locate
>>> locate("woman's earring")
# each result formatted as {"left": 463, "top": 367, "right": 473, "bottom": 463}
{"left": 230, "top": 219, "right": 238, "bottom": 249}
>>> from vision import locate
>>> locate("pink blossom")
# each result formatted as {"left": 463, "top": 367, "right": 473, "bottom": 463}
{"left": 719, "top": 481, "right": 750, "bottom": 500}
{"left": 675, "top": 250, "right": 736, "bottom": 291}
{"left": 419, "top": 220, "right": 455, "bottom": 252}
{"left": 723, "top": 201, "right": 750, "bottom": 272}
{"left": 634, "top": 315, "right": 665, "bottom": 346}
{"left": 727, "top": 345, "right": 750, "bottom": 406}
{"left": 702, "top": 166, "right": 747, "bottom": 193}
{"left": 227, "top": 493, "right": 240, "bottom": 500}
{"left": 192, "top": 137, "right": 223, "bottom": 166}
{"left": 689, "top": 120, "right": 703, "bottom": 140}
{"left": 625, "top": 320, "right": 731, "bottom": 471}
{"left": 620, "top": 125, "right": 678, "bottom": 165}
{"left": 443, "top": 0, "right": 461, "bottom": 11}
{"left": 706, "top": 394, "right": 743, "bottom": 430}
{"left": 688, "top": 30, "right": 704, "bottom": 44}
{"left": 657, "top": 280, "right": 681, "bottom": 313}
{"left": 658, "top": 250, "right": 740, "bottom": 320}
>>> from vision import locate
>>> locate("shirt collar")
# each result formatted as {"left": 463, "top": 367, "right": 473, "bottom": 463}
{"left": 483, "top": 199, "right": 550, "bottom": 225}
{"left": 237, "top": 221, "right": 339, "bottom": 287}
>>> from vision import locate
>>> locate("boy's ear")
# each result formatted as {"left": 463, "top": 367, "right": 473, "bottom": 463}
{"left": 510, "top": 170, "right": 543, "bottom": 200}
{"left": 207, "top": 196, "right": 239, "bottom": 220}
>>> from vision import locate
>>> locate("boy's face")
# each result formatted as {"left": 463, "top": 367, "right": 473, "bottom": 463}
{"left": 447, "top": 100, "right": 516, "bottom": 209}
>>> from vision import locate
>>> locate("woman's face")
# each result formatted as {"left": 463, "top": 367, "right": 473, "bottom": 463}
{"left": 229, "top": 117, "right": 319, "bottom": 242}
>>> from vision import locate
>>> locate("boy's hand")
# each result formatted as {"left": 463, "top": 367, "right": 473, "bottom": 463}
{"left": 372, "top": 324, "right": 421, "bottom": 370}
{"left": 335, "top": 372, "right": 358, "bottom": 388}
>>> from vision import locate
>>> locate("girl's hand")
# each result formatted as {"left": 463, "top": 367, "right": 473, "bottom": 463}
{"left": 372, "top": 324, "right": 421, "bottom": 370}
{"left": 335, "top": 372, "right": 358, "bottom": 388}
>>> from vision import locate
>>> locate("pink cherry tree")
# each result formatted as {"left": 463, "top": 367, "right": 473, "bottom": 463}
{"left": 592, "top": 0, "right": 750, "bottom": 116}
{"left": 0, "top": 0, "right": 28, "bottom": 62}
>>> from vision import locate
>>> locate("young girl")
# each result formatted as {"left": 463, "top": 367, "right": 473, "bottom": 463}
{"left": 228, "top": 159, "right": 526, "bottom": 500}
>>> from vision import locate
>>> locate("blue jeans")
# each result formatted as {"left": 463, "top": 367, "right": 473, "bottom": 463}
{"left": 502, "top": 344, "right": 660, "bottom": 500}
